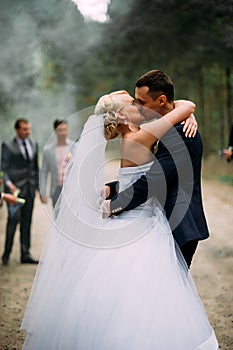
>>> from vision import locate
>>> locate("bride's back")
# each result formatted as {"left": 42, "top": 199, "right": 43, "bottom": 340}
{"left": 120, "top": 135, "right": 154, "bottom": 168}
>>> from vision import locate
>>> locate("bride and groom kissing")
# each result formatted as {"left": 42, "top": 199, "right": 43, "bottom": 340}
{"left": 21, "top": 69, "right": 219, "bottom": 349}
{"left": 103, "top": 69, "right": 208, "bottom": 268}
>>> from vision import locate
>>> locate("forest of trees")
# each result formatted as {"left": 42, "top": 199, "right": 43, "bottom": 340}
{"left": 0, "top": 0, "right": 233, "bottom": 156}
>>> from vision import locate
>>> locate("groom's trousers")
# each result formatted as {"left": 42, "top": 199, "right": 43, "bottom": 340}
{"left": 181, "top": 240, "right": 198, "bottom": 268}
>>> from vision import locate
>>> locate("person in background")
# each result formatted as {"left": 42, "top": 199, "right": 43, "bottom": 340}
{"left": 1, "top": 118, "right": 39, "bottom": 265}
{"left": 40, "top": 119, "right": 74, "bottom": 208}
{"left": 224, "top": 123, "right": 233, "bottom": 162}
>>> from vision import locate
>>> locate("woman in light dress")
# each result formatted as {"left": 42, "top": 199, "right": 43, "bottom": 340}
{"left": 21, "top": 91, "right": 219, "bottom": 349}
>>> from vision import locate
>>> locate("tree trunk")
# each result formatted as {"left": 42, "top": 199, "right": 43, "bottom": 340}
{"left": 198, "top": 69, "right": 208, "bottom": 157}
{"left": 226, "top": 66, "right": 232, "bottom": 129}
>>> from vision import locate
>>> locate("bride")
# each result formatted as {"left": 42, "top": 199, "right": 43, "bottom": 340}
{"left": 21, "top": 91, "right": 219, "bottom": 349}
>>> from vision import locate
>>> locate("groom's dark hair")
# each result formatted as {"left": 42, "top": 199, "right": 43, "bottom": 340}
{"left": 136, "top": 70, "right": 174, "bottom": 103}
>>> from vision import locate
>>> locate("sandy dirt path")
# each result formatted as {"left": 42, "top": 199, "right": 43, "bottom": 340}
{"left": 0, "top": 178, "right": 232, "bottom": 350}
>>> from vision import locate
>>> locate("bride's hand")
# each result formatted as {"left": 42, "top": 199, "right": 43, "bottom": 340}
{"left": 101, "top": 200, "right": 111, "bottom": 218}
{"left": 99, "top": 186, "right": 110, "bottom": 200}
{"left": 181, "top": 113, "right": 198, "bottom": 138}
{"left": 97, "top": 186, "right": 109, "bottom": 208}
{"left": 97, "top": 187, "right": 111, "bottom": 218}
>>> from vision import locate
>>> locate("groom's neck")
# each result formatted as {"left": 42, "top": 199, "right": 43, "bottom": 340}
{"left": 159, "top": 102, "right": 174, "bottom": 116}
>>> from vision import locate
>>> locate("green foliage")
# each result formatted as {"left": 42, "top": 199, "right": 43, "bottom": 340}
{"left": 0, "top": 0, "right": 233, "bottom": 156}
{"left": 218, "top": 175, "right": 233, "bottom": 186}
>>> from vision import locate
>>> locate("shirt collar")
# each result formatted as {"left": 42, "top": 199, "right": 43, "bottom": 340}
{"left": 16, "top": 137, "right": 30, "bottom": 144}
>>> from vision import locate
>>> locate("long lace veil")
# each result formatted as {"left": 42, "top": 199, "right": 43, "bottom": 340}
{"left": 54, "top": 114, "right": 108, "bottom": 245}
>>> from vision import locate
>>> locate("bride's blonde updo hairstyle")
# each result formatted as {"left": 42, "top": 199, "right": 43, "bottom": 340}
{"left": 94, "top": 90, "right": 129, "bottom": 140}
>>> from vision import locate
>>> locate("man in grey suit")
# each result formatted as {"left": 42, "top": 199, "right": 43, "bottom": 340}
{"left": 1, "top": 118, "right": 39, "bottom": 265}
{"left": 40, "top": 119, "right": 74, "bottom": 208}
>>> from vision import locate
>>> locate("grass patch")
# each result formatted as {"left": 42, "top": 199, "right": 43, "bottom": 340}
{"left": 218, "top": 175, "right": 233, "bottom": 186}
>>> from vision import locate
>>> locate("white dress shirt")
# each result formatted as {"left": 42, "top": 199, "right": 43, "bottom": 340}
{"left": 16, "top": 137, "right": 33, "bottom": 160}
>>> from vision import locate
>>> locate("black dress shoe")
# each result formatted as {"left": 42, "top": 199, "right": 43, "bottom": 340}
{"left": 21, "top": 255, "right": 39, "bottom": 264}
{"left": 2, "top": 256, "right": 9, "bottom": 265}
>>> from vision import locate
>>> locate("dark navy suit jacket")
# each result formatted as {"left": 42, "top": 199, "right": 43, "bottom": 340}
{"left": 1, "top": 138, "right": 39, "bottom": 198}
{"left": 109, "top": 124, "right": 209, "bottom": 248}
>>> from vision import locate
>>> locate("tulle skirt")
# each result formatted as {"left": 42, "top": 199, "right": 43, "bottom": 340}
{"left": 21, "top": 210, "right": 218, "bottom": 349}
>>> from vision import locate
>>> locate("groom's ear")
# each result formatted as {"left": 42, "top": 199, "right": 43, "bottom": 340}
{"left": 158, "top": 95, "right": 167, "bottom": 106}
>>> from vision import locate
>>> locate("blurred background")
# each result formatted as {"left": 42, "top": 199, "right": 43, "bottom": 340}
{"left": 0, "top": 0, "right": 232, "bottom": 173}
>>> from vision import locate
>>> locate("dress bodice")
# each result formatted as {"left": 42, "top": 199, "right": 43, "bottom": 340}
{"left": 118, "top": 161, "right": 157, "bottom": 218}
{"left": 118, "top": 161, "right": 154, "bottom": 193}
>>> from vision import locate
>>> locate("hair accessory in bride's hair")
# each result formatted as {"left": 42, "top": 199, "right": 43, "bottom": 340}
{"left": 103, "top": 110, "right": 120, "bottom": 140}
{"left": 105, "top": 110, "right": 117, "bottom": 122}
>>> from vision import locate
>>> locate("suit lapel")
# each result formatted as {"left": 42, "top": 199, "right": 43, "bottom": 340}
{"left": 13, "top": 138, "right": 25, "bottom": 160}
{"left": 13, "top": 138, "right": 36, "bottom": 161}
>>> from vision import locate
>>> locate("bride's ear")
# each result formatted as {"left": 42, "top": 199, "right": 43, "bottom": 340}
{"left": 117, "top": 112, "right": 126, "bottom": 124}
{"left": 158, "top": 95, "right": 167, "bottom": 106}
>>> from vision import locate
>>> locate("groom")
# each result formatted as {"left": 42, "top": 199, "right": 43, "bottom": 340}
{"left": 105, "top": 70, "right": 209, "bottom": 268}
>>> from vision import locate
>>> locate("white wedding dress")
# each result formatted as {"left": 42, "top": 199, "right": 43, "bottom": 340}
{"left": 21, "top": 160, "right": 218, "bottom": 350}
{"left": 21, "top": 115, "right": 218, "bottom": 349}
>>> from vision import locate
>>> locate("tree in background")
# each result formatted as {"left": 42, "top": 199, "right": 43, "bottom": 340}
{"left": 0, "top": 0, "right": 232, "bottom": 157}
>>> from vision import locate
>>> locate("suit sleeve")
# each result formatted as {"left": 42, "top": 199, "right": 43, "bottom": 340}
{"left": 109, "top": 158, "right": 168, "bottom": 216}
{"left": 227, "top": 124, "right": 233, "bottom": 160}
{"left": 1, "top": 142, "right": 12, "bottom": 184}
{"left": 110, "top": 126, "right": 194, "bottom": 216}
{"left": 228, "top": 124, "right": 233, "bottom": 147}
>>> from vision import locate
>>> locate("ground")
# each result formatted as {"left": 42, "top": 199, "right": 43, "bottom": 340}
{"left": 0, "top": 157, "right": 232, "bottom": 350}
